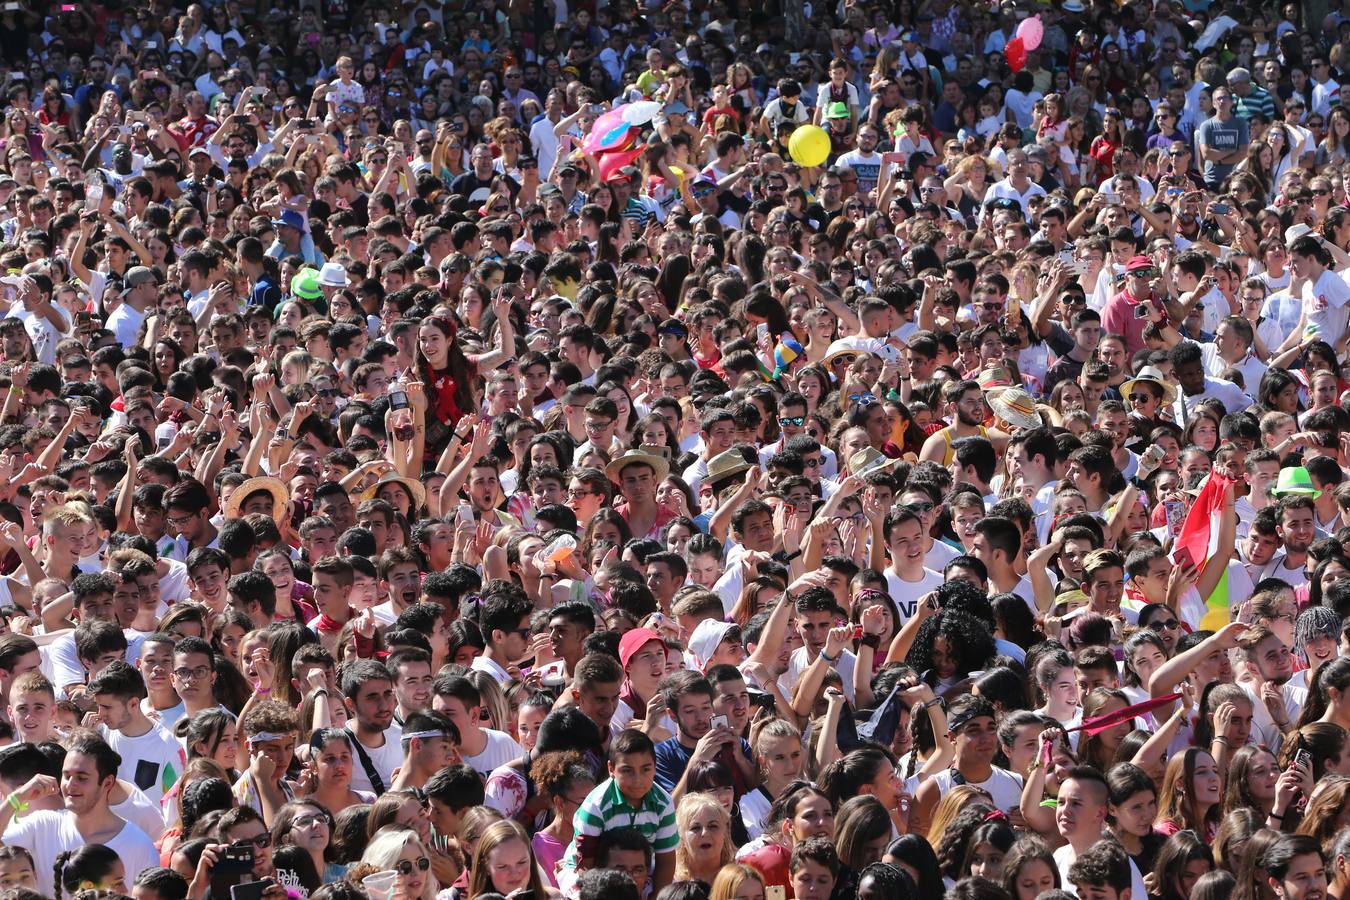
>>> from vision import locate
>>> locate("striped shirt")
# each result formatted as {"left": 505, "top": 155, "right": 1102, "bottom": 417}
{"left": 561, "top": 777, "right": 678, "bottom": 872}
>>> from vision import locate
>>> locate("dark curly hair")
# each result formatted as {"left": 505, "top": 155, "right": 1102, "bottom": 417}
{"left": 905, "top": 609, "right": 997, "bottom": 683}
{"left": 935, "top": 802, "right": 999, "bottom": 880}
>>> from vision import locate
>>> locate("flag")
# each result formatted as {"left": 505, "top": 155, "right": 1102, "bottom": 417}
{"left": 1070, "top": 693, "right": 1180, "bottom": 735}
{"left": 1172, "top": 472, "right": 1234, "bottom": 630}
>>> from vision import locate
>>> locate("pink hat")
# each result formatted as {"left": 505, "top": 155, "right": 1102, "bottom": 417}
{"left": 619, "top": 628, "right": 664, "bottom": 671}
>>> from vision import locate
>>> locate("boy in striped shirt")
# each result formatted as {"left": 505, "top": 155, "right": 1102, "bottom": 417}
{"left": 562, "top": 728, "right": 677, "bottom": 894}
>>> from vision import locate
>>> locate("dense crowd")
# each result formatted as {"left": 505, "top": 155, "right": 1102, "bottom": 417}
{"left": 5, "top": 2, "right": 1350, "bottom": 900}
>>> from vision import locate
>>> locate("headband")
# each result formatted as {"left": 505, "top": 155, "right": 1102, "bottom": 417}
{"left": 404, "top": 730, "right": 450, "bottom": 741}
{"left": 248, "top": 731, "right": 294, "bottom": 745}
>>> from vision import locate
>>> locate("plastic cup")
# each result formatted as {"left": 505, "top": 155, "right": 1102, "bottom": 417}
{"left": 362, "top": 870, "right": 398, "bottom": 900}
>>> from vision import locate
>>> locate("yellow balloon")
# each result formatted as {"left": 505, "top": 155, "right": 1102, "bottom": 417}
{"left": 788, "top": 125, "right": 831, "bottom": 168}
{"left": 668, "top": 164, "right": 687, "bottom": 187}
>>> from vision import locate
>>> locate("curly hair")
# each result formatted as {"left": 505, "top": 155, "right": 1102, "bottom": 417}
{"left": 905, "top": 609, "right": 997, "bottom": 679}
{"left": 935, "top": 802, "right": 998, "bottom": 880}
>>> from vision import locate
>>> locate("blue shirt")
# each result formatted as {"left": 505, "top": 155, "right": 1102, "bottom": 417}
{"left": 653, "top": 734, "right": 753, "bottom": 793}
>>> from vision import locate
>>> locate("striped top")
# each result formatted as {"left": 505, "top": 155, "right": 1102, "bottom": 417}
{"left": 561, "top": 777, "right": 678, "bottom": 872}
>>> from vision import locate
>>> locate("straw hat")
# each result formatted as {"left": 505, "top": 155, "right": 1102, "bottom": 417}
{"left": 224, "top": 476, "right": 290, "bottom": 522}
{"left": 605, "top": 445, "right": 671, "bottom": 485}
{"left": 1121, "top": 365, "right": 1178, "bottom": 406}
{"left": 362, "top": 473, "right": 428, "bottom": 510}
{"left": 705, "top": 448, "right": 756, "bottom": 485}
{"left": 987, "top": 387, "right": 1042, "bottom": 430}
{"left": 849, "top": 447, "right": 903, "bottom": 478}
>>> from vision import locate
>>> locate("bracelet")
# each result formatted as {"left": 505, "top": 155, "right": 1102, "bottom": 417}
{"left": 453, "top": 431, "right": 467, "bottom": 442}
{"left": 818, "top": 649, "right": 838, "bottom": 664}
{"left": 7, "top": 793, "right": 26, "bottom": 818}
{"left": 1212, "top": 737, "right": 1230, "bottom": 746}
{"left": 1269, "top": 811, "right": 1285, "bottom": 822}
{"left": 860, "top": 634, "right": 881, "bottom": 650}
{"left": 311, "top": 688, "right": 328, "bottom": 698}
{"left": 255, "top": 686, "right": 272, "bottom": 695}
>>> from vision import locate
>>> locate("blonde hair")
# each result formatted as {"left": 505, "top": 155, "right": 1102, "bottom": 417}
{"left": 360, "top": 828, "right": 437, "bottom": 900}
{"left": 710, "top": 864, "right": 766, "bottom": 900}
{"left": 926, "top": 784, "right": 994, "bottom": 846}
{"left": 675, "top": 792, "right": 735, "bottom": 881}
{"left": 467, "top": 820, "right": 546, "bottom": 900}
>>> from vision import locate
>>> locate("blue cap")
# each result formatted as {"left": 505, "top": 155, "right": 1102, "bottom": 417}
{"left": 902, "top": 30, "right": 919, "bottom": 42}
{"left": 664, "top": 100, "right": 690, "bottom": 116}
{"left": 271, "top": 209, "right": 306, "bottom": 232}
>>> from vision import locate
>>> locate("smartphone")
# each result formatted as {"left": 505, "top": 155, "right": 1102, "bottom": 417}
{"left": 767, "top": 886, "right": 788, "bottom": 900}
{"left": 253, "top": 87, "right": 265, "bottom": 99}
{"left": 1212, "top": 202, "right": 1231, "bottom": 215}
{"left": 389, "top": 390, "right": 409, "bottom": 410}
{"left": 118, "top": 125, "right": 131, "bottom": 137}
{"left": 710, "top": 714, "right": 729, "bottom": 731}
{"left": 60, "top": 3, "right": 75, "bottom": 10}
{"left": 297, "top": 118, "right": 314, "bottom": 130}
{"left": 157, "top": 434, "right": 171, "bottom": 450}
{"left": 1144, "top": 444, "right": 1166, "bottom": 464}
{"left": 210, "top": 843, "right": 255, "bottom": 899}
{"left": 86, "top": 182, "right": 103, "bottom": 205}
{"left": 1134, "top": 302, "right": 1151, "bottom": 319}
{"left": 456, "top": 504, "right": 474, "bottom": 526}
{"left": 750, "top": 691, "right": 777, "bottom": 713}
{"left": 1171, "top": 544, "right": 1195, "bottom": 570}
{"left": 755, "top": 323, "right": 769, "bottom": 342}
{"left": 588, "top": 104, "right": 604, "bottom": 115}
{"left": 231, "top": 881, "right": 270, "bottom": 900}
{"left": 1163, "top": 499, "right": 1186, "bottom": 534}
{"left": 1296, "top": 749, "right": 1313, "bottom": 770}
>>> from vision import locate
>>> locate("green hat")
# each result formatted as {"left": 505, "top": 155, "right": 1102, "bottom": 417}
{"left": 826, "top": 101, "right": 850, "bottom": 119}
{"left": 291, "top": 268, "right": 322, "bottom": 301}
{"left": 1272, "top": 466, "right": 1321, "bottom": 499}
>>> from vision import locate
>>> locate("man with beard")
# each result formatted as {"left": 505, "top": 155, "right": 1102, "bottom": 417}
{"left": 1168, "top": 340, "right": 1251, "bottom": 420}
{"left": 920, "top": 379, "right": 990, "bottom": 465}
{"left": 1251, "top": 495, "right": 1316, "bottom": 588}
{"left": 0, "top": 731, "right": 158, "bottom": 897}
{"left": 1236, "top": 624, "right": 1305, "bottom": 749}
{"left": 835, "top": 123, "right": 883, "bottom": 197}
{"left": 340, "top": 659, "right": 401, "bottom": 794}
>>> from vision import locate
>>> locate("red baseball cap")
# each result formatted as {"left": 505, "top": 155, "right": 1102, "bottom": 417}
{"left": 619, "top": 628, "right": 664, "bottom": 671}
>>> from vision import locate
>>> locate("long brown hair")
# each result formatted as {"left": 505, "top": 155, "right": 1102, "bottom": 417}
{"left": 1157, "top": 748, "right": 1221, "bottom": 834}
{"left": 467, "top": 820, "right": 547, "bottom": 900}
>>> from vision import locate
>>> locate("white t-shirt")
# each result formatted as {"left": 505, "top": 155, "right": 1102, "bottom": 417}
{"left": 346, "top": 721, "right": 403, "bottom": 794}
{"left": 609, "top": 698, "right": 676, "bottom": 737}
{"left": 2, "top": 810, "right": 158, "bottom": 898}
{"left": 106, "top": 302, "right": 148, "bottom": 348}
{"left": 49, "top": 630, "right": 144, "bottom": 698}
{"left": 104, "top": 721, "right": 184, "bottom": 804}
{"left": 1303, "top": 268, "right": 1350, "bottom": 351}
{"left": 884, "top": 568, "right": 944, "bottom": 622}
{"left": 929, "top": 766, "right": 1024, "bottom": 813}
{"left": 111, "top": 782, "right": 168, "bottom": 841}
{"left": 777, "top": 645, "right": 857, "bottom": 706}
{"left": 463, "top": 729, "right": 526, "bottom": 776}
{"left": 1054, "top": 843, "right": 1147, "bottom": 900}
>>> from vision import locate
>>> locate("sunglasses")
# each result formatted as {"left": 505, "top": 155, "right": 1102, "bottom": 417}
{"left": 904, "top": 501, "right": 935, "bottom": 513}
{"left": 831, "top": 354, "right": 858, "bottom": 366}
{"left": 394, "top": 858, "right": 431, "bottom": 876}
{"left": 1148, "top": 618, "right": 1180, "bottom": 630}
{"left": 1128, "top": 393, "right": 1156, "bottom": 403}
{"left": 779, "top": 416, "right": 805, "bottom": 426}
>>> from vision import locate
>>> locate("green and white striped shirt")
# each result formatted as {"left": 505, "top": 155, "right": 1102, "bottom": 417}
{"left": 561, "top": 776, "right": 678, "bottom": 872}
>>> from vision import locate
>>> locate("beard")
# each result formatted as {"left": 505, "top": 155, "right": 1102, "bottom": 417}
{"left": 956, "top": 407, "right": 984, "bottom": 427}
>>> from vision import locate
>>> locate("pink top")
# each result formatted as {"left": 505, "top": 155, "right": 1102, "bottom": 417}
{"left": 533, "top": 831, "right": 566, "bottom": 887}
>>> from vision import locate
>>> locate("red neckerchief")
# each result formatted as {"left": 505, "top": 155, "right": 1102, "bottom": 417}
{"left": 313, "top": 613, "right": 344, "bottom": 634}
